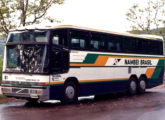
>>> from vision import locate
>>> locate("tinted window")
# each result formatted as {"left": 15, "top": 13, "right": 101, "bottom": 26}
{"left": 141, "top": 40, "right": 148, "bottom": 54}
{"left": 147, "top": 40, "right": 163, "bottom": 55}
{"left": 158, "top": 41, "right": 163, "bottom": 55}
{"left": 107, "top": 35, "right": 122, "bottom": 52}
{"left": 70, "top": 30, "right": 89, "bottom": 49}
{"left": 134, "top": 39, "right": 163, "bottom": 55}
{"left": 8, "top": 31, "right": 48, "bottom": 43}
{"left": 52, "top": 29, "right": 68, "bottom": 47}
{"left": 68, "top": 29, "right": 163, "bottom": 55}
{"left": 90, "top": 33, "right": 107, "bottom": 51}
{"left": 123, "top": 37, "right": 136, "bottom": 53}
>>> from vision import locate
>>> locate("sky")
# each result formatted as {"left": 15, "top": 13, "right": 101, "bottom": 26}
{"left": 47, "top": 0, "right": 144, "bottom": 33}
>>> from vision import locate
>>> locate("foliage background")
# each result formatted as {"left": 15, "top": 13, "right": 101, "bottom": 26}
{"left": 0, "top": 0, "right": 64, "bottom": 84}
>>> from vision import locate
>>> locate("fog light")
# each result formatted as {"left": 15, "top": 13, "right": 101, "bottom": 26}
{"left": 37, "top": 90, "right": 42, "bottom": 95}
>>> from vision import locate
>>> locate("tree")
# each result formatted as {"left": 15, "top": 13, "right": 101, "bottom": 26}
{"left": 0, "top": 55, "right": 3, "bottom": 84}
{"left": 0, "top": 0, "right": 64, "bottom": 37}
{"left": 126, "top": 0, "right": 165, "bottom": 34}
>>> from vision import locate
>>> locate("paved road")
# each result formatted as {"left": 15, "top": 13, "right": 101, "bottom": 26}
{"left": 1, "top": 89, "right": 165, "bottom": 120}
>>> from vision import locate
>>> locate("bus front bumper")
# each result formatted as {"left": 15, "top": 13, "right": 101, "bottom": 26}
{"left": 1, "top": 86, "right": 50, "bottom": 101}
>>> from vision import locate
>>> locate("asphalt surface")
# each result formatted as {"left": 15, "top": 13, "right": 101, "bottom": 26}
{"left": 1, "top": 89, "right": 165, "bottom": 120}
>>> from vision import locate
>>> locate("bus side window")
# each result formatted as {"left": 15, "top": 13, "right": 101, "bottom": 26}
{"left": 115, "top": 36, "right": 122, "bottom": 52}
{"left": 141, "top": 40, "right": 148, "bottom": 54}
{"left": 52, "top": 29, "right": 68, "bottom": 48}
{"left": 122, "top": 37, "right": 136, "bottom": 54}
{"left": 108, "top": 41, "right": 115, "bottom": 51}
{"left": 90, "top": 40, "right": 99, "bottom": 50}
{"left": 136, "top": 39, "right": 143, "bottom": 54}
{"left": 147, "top": 41, "right": 153, "bottom": 54}
{"left": 116, "top": 42, "right": 121, "bottom": 52}
{"left": 107, "top": 35, "right": 122, "bottom": 53}
{"left": 158, "top": 41, "right": 163, "bottom": 55}
{"left": 90, "top": 33, "right": 106, "bottom": 51}
{"left": 149, "top": 41, "right": 161, "bottom": 55}
{"left": 52, "top": 36, "right": 59, "bottom": 45}
{"left": 71, "top": 38, "right": 85, "bottom": 49}
{"left": 70, "top": 30, "right": 88, "bottom": 50}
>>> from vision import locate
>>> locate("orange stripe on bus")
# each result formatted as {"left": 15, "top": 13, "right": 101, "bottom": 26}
{"left": 70, "top": 56, "right": 109, "bottom": 66}
{"left": 70, "top": 63, "right": 98, "bottom": 66}
{"left": 145, "top": 68, "right": 155, "bottom": 78}
{"left": 45, "top": 81, "right": 64, "bottom": 85}
{"left": 94, "top": 56, "right": 109, "bottom": 66}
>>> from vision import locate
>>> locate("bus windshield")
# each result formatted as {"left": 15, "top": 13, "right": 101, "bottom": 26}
{"left": 7, "top": 30, "right": 48, "bottom": 43}
{"left": 5, "top": 44, "right": 48, "bottom": 73}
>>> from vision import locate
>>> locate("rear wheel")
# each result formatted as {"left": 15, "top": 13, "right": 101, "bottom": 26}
{"left": 138, "top": 76, "right": 146, "bottom": 94}
{"left": 61, "top": 81, "right": 78, "bottom": 104}
{"left": 128, "top": 77, "right": 137, "bottom": 95}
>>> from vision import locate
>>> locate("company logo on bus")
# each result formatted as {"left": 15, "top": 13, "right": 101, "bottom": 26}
{"left": 125, "top": 59, "right": 152, "bottom": 66}
{"left": 113, "top": 59, "right": 121, "bottom": 65}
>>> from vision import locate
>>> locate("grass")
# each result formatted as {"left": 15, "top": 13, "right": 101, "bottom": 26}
{"left": 0, "top": 94, "right": 5, "bottom": 98}
{"left": 0, "top": 94, "right": 25, "bottom": 104}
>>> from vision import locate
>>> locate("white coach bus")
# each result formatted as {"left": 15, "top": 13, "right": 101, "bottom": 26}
{"left": 1, "top": 25, "right": 164, "bottom": 103}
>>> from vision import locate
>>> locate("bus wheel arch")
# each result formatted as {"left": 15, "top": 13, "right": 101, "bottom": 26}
{"left": 65, "top": 77, "right": 79, "bottom": 92}
{"left": 61, "top": 77, "right": 79, "bottom": 103}
{"left": 128, "top": 75, "right": 138, "bottom": 95}
{"left": 138, "top": 74, "right": 147, "bottom": 94}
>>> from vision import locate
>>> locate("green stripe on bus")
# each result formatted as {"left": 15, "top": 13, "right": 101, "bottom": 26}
{"left": 83, "top": 54, "right": 98, "bottom": 64}
{"left": 151, "top": 60, "right": 164, "bottom": 79}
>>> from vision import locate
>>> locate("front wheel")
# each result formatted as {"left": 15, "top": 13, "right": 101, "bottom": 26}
{"left": 61, "top": 81, "right": 78, "bottom": 104}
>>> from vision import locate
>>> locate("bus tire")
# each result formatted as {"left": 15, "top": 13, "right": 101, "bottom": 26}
{"left": 137, "top": 76, "right": 146, "bottom": 94}
{"left": 61, "top": 81, "right": 78, "bottom": 104}
{"left": 128, "top": 77, "right": 137, "bottom": 95}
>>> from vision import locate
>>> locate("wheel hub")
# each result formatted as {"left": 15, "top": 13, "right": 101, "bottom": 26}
{"left": 65, "top": 86, "right": 75, "bottom": 99}
{"left": 130, "top": 81, "right": 136, "bottom": 91}
{"left": 140, "top": 80, "right": 146, "bottom": 90}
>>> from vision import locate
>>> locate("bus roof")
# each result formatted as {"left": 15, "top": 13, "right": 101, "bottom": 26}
{"left": 10, "top": 24, "right": 163, "bottom": 41}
